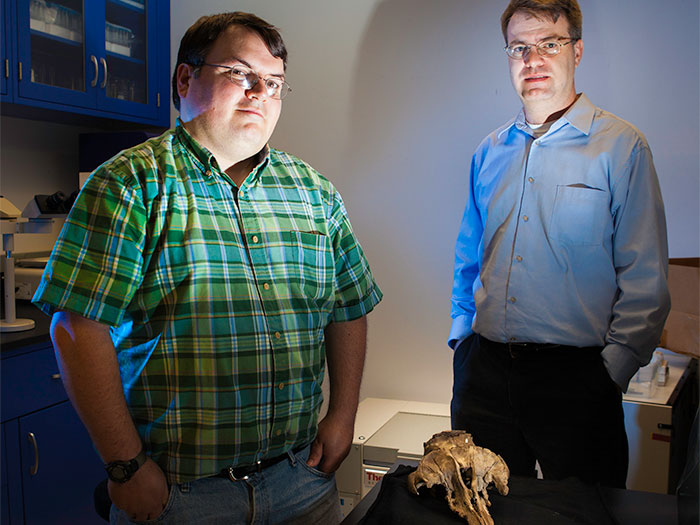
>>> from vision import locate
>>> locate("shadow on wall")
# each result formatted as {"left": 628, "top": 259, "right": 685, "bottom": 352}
{"left": 343, "top": 0, "right": 518, "bottom": 282}
{"left": 342, "top": 0, "right": 518, "bottom": 402}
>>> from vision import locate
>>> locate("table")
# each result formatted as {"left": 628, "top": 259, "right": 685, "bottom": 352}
{"left": 341, "top": 462, "right": 679, "bottom": 525}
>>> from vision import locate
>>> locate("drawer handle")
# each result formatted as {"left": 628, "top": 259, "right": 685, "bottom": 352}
{"left": 28, "top": 432, "right": 39, "bottom": 476}
{"left": 51, "top": 373, "right": 61, "bottom": 380}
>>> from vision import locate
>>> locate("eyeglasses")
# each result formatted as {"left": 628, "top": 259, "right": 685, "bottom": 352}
{"left": 199, "top": 63, "right": 292, "bottom": 100}
{"left": 504, "top": 38, "right": 577, "bottom": 60}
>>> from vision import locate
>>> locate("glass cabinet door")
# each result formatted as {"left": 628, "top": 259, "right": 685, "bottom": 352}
{"left": 17, "top": 0, "right": 94, "bottom": 107}
{"left": 99, "top": 0, "right": 158, "bottom": 119}
{"left": 1, "top": 0, "right": 8, "bottom": 97}
{"left": 15, "top": 0, "right": 162, "bottom": 121}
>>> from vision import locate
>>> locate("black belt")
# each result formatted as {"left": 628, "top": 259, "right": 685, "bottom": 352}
{"left": 481, "top": 336, "right": 600, "bottom": 359}
{"left": 480, "top": 337, "right": 561, "bottom": 358}
{"left": 505, "top": 343, "right": 562, "bottom": 358}
{"left": 505, "top": 341, "right": 563, "bottom": 352}
{"left": 216, "top": 445, "right": 305, "bottom": 481}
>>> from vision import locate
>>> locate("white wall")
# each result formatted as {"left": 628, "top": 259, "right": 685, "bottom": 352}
{"left": 0, "top": 116, "right": 102, "bottom": 253}
{"left": 170, "top": 0, "right": 699, "bottom": 404}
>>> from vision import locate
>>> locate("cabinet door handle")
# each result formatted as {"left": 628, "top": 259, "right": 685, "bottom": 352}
{"left": 51, "top": 373, "right": 61, "bottom": 380}
{"left": 27, "top": 432, "right": 39, "bottom": 476}
{"left": 100, "top": 58, "right": 108, "bottom": 89}
{"left": 90, "top": 55, "right": 99, "bottom": 87}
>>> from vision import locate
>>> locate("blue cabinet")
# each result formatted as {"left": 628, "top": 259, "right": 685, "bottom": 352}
{"left": 1, "top": 343, "right": 106, "bottom": 524}
{"left": 20, "top": 403, "right": 105, "bottom": 524}
{"left": 2, "top": 0, "right": 170, "bottom": 127}
{"left": 1, "top": 0, "right": 14, "bottom": 100}
{"left": 1, "top": 435, "right": 9, "bottom": 525}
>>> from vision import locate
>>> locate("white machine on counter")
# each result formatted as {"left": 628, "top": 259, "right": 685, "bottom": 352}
{"left": 0, "top": 196, "right": 53, "bottom": 332}
{"left": 335, "top": 398, "right": 451, "bottom": 517}
{"left": 622, "top": 348, "right": 693, "bottom": 494}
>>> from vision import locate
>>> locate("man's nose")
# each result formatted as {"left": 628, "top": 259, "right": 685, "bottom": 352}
{"left": 246, "top": 78, "right": 269, "bottom": 100}
{"left": 522, "top": 48, "right": 544, "bottom": 67}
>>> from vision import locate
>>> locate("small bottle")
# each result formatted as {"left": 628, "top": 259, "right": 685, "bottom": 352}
{"left": 657, "top": 353, "right": 668, "bottom": 386}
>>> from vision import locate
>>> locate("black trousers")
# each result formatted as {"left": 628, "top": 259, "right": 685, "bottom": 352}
{"left": 451, "top": 334, "right": 628, "bottom": 488}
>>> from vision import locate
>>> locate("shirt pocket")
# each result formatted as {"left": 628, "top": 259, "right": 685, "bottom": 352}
{"left": 277, "top": 230, "right": 335, "bottom": 303}
{"left": 549, "top": 185, "right": 610, "bottom": 246}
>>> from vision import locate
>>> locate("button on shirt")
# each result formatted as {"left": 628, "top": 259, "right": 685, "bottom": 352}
{"left": 449, "top": 94, "right": 670, "bottom": 390}
{"left": 33, "top": 121, "right": 382, "bottom": 483}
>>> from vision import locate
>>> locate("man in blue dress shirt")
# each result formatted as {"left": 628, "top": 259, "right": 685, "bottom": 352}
{"left": 449, "top": 0, "right": 670, "bottom": 488}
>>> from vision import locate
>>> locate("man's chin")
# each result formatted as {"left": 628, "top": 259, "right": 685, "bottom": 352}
{"left": 231, "top": 130, "right": 270, "bottom": 154}
{"left": 520, "top": 88, "right": 552, "bottom": 101}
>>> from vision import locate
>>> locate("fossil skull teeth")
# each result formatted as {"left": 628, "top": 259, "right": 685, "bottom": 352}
{"left": 407, "top": 430, "right": 509, "bottom": 525}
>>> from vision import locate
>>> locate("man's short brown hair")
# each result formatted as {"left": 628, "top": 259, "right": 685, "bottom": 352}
{"left": 172, "top": 12, "right": 287, "bottom": 111}
{"left": 501, "top": 0, "right": 582, "bottom": 42}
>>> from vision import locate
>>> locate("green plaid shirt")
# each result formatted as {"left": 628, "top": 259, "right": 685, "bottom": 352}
{"left": 33, "top": 121, "right": 382, "bottom": 483}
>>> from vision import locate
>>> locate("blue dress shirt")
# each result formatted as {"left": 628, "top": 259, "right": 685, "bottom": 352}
{"left": 449, "top": 93, "right": 670, "bottom": 391}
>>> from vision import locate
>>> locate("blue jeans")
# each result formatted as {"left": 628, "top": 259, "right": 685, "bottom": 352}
{"left": 110, "top": 445, "right": 341, "bottom": 524}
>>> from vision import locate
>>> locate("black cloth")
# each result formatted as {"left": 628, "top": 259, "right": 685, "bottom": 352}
{"left": 359, "top": 465, "right": 618, "bottom": 525}
{"left": 451, "top": 334, "right": 628, "bottom": 488}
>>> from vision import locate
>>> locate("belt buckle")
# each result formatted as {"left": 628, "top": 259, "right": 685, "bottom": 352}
{"left": 226, "top": 460, "right": 262, "bottom": 482}
{"left": 226, "top": 466, "right": 248, "bottom": 482}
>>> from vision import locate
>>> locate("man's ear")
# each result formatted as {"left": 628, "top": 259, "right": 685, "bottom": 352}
{"left": 176, "top": 63, "right": 195, "bottom": 100}
{"left": 574, "top": 39, "right": 583, "bottom": 67}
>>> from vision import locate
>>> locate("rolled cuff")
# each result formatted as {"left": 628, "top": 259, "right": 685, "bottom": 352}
{"left": 32, "top": 281, "right": 123, "bottom": 326}
{"left": 448, "top": 315, "right": 474, "bottom": 349}
{"left": 601, "top": 343, "right": 646, "bottom": 393}
{"left": 331, "top": 286, "right": 383, "bottom": 323}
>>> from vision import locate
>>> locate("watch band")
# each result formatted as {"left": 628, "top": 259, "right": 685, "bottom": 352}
{"left": 104, "top": 447, "right": 147, "bottom": 483}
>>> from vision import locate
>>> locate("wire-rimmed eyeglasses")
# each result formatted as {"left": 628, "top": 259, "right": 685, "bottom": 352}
{"left": 504, "top": 38, "right": 578, "bottom": 60}
{"left": 199, "top": 63, "right": 292, "bottom": 100}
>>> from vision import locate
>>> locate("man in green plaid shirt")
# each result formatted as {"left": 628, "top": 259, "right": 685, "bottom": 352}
{"left": 34, "top": 12, "right": 381, "bottom": 524}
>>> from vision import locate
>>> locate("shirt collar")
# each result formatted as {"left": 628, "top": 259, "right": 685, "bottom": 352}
{"left": 175, "top": 118, "right": 217, "bottom": 173}
{"left": 560, "top": 92, "right": 595, "bottom": 135}
{"left": 246, "top": 146, "right": 271, "bottom": 185}
{"left": 498, "top": 92, "right": 595, "bottom": 139}
{"left": 175, "top": 118, "right": 271, "bottom": 182}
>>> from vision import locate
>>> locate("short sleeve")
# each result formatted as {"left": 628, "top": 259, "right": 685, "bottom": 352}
{"left": 33, "top": 166, "right": 147, "bottom": 325}
{"left": 326, "top": 190, "right": 382, "bottom": 322}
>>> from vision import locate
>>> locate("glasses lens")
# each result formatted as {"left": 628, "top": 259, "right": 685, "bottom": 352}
{"left": 537, "top": 40, "right": 561, "bottom": 56}
{"left": 506, "top": 45, "right": 527, "bottom": 59}
{"left": 263, "top": 80, "right": 290, "bottom": 100}
{"left": 223, "top": 65, "right": 255, "bottom": 89}
{"left": 277, "top": 83, "right": 290, "bottom": 100}
{"left": 261, "top": 78, "right": 279, "bottom": 99}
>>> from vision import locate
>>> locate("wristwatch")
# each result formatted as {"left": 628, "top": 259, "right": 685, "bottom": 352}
{"left": 104, "top": 448, "right": 147, "bottom": 483}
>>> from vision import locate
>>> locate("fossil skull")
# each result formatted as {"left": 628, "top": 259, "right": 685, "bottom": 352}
{"left": 407, "top": 430, "right": 509, "bottom": 525}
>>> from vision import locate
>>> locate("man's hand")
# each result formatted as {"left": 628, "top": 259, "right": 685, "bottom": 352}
{"left": 308, "top": 317, "right": 368, "bottom": 474}
{"left": 108, "top": 458, "right": 169, "bottom": 521}
{"left": 306, "top": 412, "right": 354, "bottom": 473}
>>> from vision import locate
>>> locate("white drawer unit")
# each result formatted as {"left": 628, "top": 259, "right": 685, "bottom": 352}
{"left": 622, "top": 348, "right": 694, "bottom": 494}
{"left": 336, "top": 398, "right": 451, "bottom": 517}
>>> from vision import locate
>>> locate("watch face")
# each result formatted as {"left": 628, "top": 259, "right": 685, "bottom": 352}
{"left": 105, "top": 450, "right": 144, "bottom": 483}
{"left": 108, "top": 464, "right": 130, "bottom": 482}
